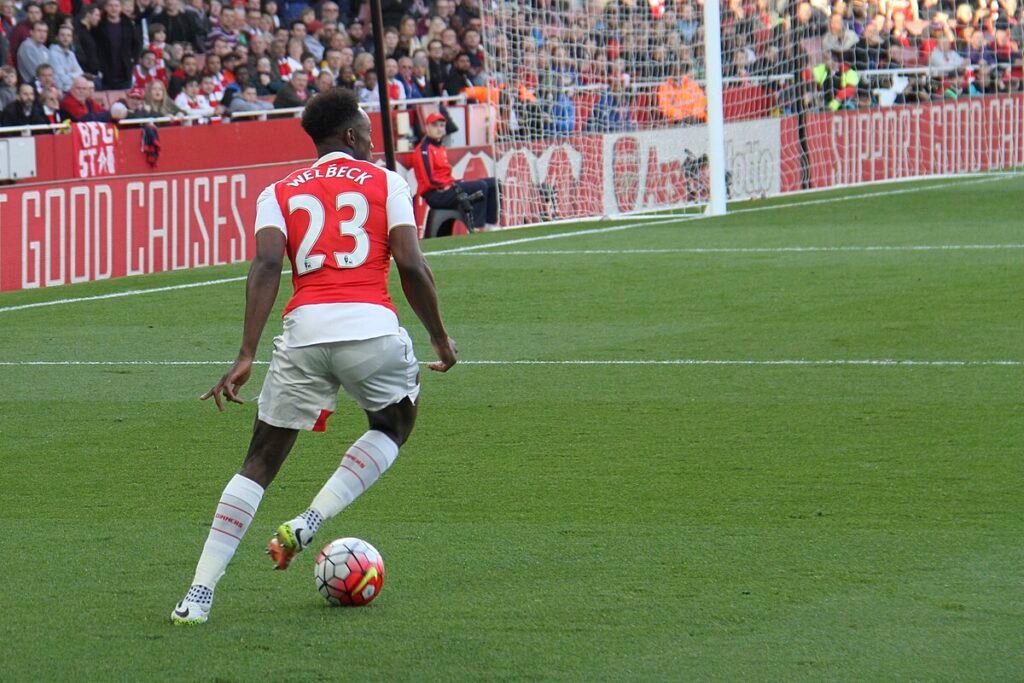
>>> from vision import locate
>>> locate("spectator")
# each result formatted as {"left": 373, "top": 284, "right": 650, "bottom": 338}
{"left": 546, "top": 85, "right": 575, "bottom": 136}
{"left": 352, "top": 50, "right": 374, "bottom": 82}
{"left": 422, "top": 16, "right": 447, "bottom": 48}
{"left": 289, "top": 18, "right": 322, "bottom": 61}
{"left": 273, "top": 67, "right": 310, "bottom": 107}
{"left": 321, "top": 47, "right": 344, "bottom": 79}
{"left": 174, "top": 75, "right": 215, "bottom": 115}
{"left": 412, "top": 112, "right": 500, "bottom": 230}
{"left": 74, "top": 5, "right": 103, "bottom": 81}
{"left": 319, "top": 2, "right": 341, "bottom": 28}
{"left": 314, "top": 69, "right": 335, "bottom": 93}
{"left": 9, "top": 4, "right": 43, "bottom": 65}
{"left": 355, "top": 67, "right": 377, "bottom": 103}
{"left": 201, "top": 53, "right": 226, "bottom": 96}
{"left": 254, "top": 55, "right": 282, "bottom": 94}
{"left": 462, "top": 29, "right": 485, "bottom": 81}
{"left": 34, "top": 63, "right": 57, "bottom": 94}
{"left": 443, "top": 52, "right": 474, "bottom": 97}
{"left": 965, "top": 30, "right": 996, "bottom": 65}
{"left": 248, "top": 33, "right": 270, "bottom": 70}
{"left": 228, "top": 82, "right": 272, "bottom": 114}
{"left": 151, "top": 0, "right": 203, "bottom": 52}
{"left": 17, "top": 21, "right": 49, "bottom": 85}
{"left": 278, "top": 37, "right": 304, "bottom": 80}
{"left": 656, "top": 63, "right": 707, "bottom": 124}
{"left": 970, "top": 61, "right": 1008, "bottom": 94}
{"left": 0, "top": 32, "right": 7, "bottom": 69}
{"left": 397, "top": 15, "right": 421, "bottom": 55}
{"left": 148, "top": 23, "right": 169, "bottom": 61}
{"left": 382, "top": 26, "right": 403, "bottom": 60}
{"left": 144, "top": 77, "right": 185, "bottom": 117}
{"left": 855, "top": 22, "right": 890, "bottom": 70}
{"left": 383, "top": 57, "right": 405, "bottom": 100}
{"left": 2, "top": 82, "right": 47, "bottom": 126}
{"left": 95, "top": 0, "right": 142, "bottom": 90}
{"left": 40, "top": 85, "right": 64, "bottom": 124}
{"left": 121, "top": 85, "right": 149, "bottom": 116}
{"left": 823, "top": 12, "right": 859, "bottom": 64}
{"left": 168, "top": 52, "right": 200, "bottom": 97}
{"left": 0, "top": 0, "right": 16, "bottom": 39}
{"left": 338, "top": 64, "right": 356, "bottom": 89}
{"left": 929, "top": 34, "right": 965, "bottom": 75}
{"left": 378, "top": 0, "right": 408, "bottom": 28}
{"left": 40, "top": 0, "right": 67, "bottom": 40}
{"left": 206, "top": 6, "right": 241, "bottom": 52}
{"left": 199, "top": 73, "right": 224, "bottom": 109}
{"left": 133, "top": 48, "right": 168, "bottom": 89}
{"left": 302, "top": 52, "right": 320, "bottom": 78}
{"left": 426, "top": 39, "right": 447, "bottom": 94}
{"left": 0, "top": 66, "right": 18, "bottom": 109}
{"left": 346, "top": 19, "right": 372, "bottom": 54}
{"left": 48, "top": 24, "right": 84, "bottom": 93}
{"left": 396, "top": 55, "right": 422, "bottom": 98}
{"left": 409, "top": 53, "right": 436, "bottom": 97}
{"left": 60, "top": 75, "right": 111, "bottom": 121}
{"left": 588, "top": 69, "right": 633, "bottom": 132}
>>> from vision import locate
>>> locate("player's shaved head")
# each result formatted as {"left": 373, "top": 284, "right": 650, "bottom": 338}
{"left": 301, "top": 87, "right": 371, "bottom": 159}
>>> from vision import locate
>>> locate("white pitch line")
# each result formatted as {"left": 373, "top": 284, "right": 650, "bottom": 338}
{"left": 440, "top": 244, "right": 1024, "bottom": 256}
{"left": 425, "top": 216, "right": 684, "bottom": 255}
{"left": 0, "top": 359, "right": 1020, "bottom": 367}
{"left": 0, "top": 275, "right": 246, "bottom": 313}
{"left": 0, "top": 173, "right": 1018, "bottom": 314}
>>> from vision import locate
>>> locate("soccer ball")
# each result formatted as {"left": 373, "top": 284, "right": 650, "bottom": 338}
{"left": 314, "top": 537, "right": 385, "bottom": 606}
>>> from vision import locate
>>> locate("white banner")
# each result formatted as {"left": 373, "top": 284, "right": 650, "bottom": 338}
{"left": 601, "top": 119, "right": 782, "bottom": 215}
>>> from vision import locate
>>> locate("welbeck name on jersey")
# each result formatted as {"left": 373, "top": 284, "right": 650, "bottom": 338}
{"left": 285, "top": 166, "right": 374, "bottom": 187}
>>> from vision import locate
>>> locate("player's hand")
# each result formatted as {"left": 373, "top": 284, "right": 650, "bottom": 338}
{"left": 200, "top": 355, "right": 254, "bottom": 411}
{"left": 428, "top": 336, "right": 458, "bottom": 373}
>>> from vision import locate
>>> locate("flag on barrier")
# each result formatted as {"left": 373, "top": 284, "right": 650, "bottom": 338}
{"left": 72, "top": 122, "right": 118, "bottom": 179}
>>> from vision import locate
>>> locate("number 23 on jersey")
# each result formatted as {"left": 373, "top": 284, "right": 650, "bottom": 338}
{"left": 288, "top": 191, "right": 371, "bottom": 275}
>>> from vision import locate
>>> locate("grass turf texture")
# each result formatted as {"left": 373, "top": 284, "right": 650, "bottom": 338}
{"left": 1, "top": 175, "right": 1022, "bottom": 680}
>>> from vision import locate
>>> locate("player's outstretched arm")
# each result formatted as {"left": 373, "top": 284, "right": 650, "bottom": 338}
{"left": 389, "top": 225, "right": 457, "bottom": 372}
{"left": 201, "top": 229, "right": 286, "bottom": 409}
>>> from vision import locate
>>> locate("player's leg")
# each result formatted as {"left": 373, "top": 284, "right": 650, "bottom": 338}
{"left": 173, "top": 338, "right": 332, "bottom": 623}
{"left": 271, "top": 331, "right": 420, "bottom": 566}
{"left": 171, "top": 423, "right": 298, "bottom": 625}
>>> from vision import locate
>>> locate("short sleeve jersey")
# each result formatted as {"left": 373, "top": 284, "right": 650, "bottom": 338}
{"left": 254, "top": 151, "right": 417, "bottom": 347}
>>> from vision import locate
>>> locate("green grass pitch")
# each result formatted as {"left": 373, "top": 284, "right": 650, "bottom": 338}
{"left": 1, "top": 175, "right": 1022, "bottom": 680}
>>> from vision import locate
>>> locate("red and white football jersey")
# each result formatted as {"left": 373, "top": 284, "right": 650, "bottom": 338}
{"left": 254, "top": 152, "right": 417, "bottom": 346}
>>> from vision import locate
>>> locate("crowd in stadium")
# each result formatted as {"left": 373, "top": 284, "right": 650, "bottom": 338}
{"left": 0, "top": 0, "right": 1021, "bottom": 132}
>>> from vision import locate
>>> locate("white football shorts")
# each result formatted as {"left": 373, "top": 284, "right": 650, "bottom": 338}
{"left": 257, "top": 328, "right": 420, "bottom": 432}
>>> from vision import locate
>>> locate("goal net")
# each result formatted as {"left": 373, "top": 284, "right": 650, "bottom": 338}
{"left": 480, "top": 0, "right": 1024, "bottom": 227}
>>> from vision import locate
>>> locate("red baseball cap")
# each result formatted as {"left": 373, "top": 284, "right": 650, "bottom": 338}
{"left": 424, "top": 112, "right": 445, "bottom": 125}
{"left": 128, "top": 87, "right": 145, "bottom": 99}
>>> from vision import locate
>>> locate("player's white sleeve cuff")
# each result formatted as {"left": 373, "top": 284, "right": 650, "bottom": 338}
{"left": 255, "top": 184, "right": 287, "bottom": 235}
{"left": 385, "top": 171, "right": 416, "bottom": 232}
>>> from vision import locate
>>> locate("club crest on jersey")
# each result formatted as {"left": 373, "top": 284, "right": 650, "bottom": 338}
{"left": 286, "top": 166, "right": 373, "bottom": 187}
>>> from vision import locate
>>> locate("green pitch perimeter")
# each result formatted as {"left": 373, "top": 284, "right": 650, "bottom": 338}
{"left": 1, "top": 175, "right": 1022, "bottom": 681}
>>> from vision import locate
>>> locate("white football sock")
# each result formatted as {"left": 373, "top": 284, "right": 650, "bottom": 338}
{"left": 190, "top": 474, "right": 265, "bottom": 594}
{"left": 307, "top": 430, "right": 400, "bottom": 524}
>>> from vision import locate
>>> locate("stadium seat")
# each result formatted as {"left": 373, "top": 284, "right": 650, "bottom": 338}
{"left": 423, "top": 207, "right": 464, "bottom": 238}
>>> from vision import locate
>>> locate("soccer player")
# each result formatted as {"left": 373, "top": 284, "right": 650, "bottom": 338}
{"left": 171, "top": 88, "right": 458, "bottom": 625}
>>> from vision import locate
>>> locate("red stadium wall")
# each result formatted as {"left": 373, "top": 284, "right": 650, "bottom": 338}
{"left": 0, "top": 140, "right": 493, "bottom": 292}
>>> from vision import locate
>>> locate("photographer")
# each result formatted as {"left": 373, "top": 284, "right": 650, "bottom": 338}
{"left": 412, "top": 112, "right": 499, "bottom": 231}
